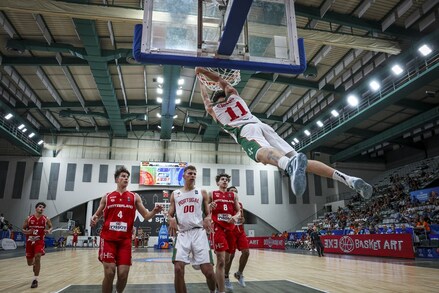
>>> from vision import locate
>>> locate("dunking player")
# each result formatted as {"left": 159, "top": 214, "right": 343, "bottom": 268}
{"left": 210, "top": 173, "right": 241, "bottom": 293}
{"left": 195, "top": 67, "right": 373, "bottom": 199}
{"left": 167, "top": 165, "right": 216, "bottom": 293}
{"left": 22, "top": 202, "right": 53, "bottom": 289}
{"left": 224, "top": 186, "right": 249, "bottom": 291}
{"left": 90, "top": 166, "right": 162, "bottom": 293}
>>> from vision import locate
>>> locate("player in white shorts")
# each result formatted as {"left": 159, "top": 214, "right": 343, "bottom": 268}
{"left": 168, "top": 165, "right": 216, "bottom": 293}
{"left": 196, "top": 67, "right": 373, "bottom": 200}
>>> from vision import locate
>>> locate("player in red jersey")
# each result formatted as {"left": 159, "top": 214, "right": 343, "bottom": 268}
{"left": 90, "top": 166, "right": 163, "bottom": 293}
{"left": 210, "top": 173, "right": 240, "bottom": 293}
{"left": 22, "top": 202, "right": 53, "bottom": 289}
{"left": 224, "top": 186, "right": 249, "bottom": 290}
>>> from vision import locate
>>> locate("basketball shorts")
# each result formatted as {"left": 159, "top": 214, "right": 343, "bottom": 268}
{"left": 98, "top": 237, "right": 132, "bottom": 266}
{"left": 25, "top": 240, "right": 45, "bottom": 259}
{"left": 238, "top": 122, "right": 296, "bottom": 162}
{"left": 172, "top": 227, "right": 213, "bottom": 266}
{"left": 234, "top": 227, "right": 249, "bottom": 251}
{"left": 212, "top": 223, "right": 234, "bottom": 252}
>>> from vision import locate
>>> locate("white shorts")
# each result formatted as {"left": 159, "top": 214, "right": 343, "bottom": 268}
{"left": 239, "top": 122, "right": 296, "bottom": 161}
{"left": 172, "top": 227, "right": 213, "bottom": 266}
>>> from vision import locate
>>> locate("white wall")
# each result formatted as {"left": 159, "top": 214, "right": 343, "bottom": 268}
{"left": 0, "top": 135, "right": 378, "bottom": 234}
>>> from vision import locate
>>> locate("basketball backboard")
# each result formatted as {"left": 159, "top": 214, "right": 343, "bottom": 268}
{"left": 134, "top": 0, "right": 306, "bottom": 74}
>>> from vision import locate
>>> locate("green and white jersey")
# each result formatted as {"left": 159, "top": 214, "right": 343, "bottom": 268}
{"left": 212, "top": 94, "right": 261, "bottom": 140}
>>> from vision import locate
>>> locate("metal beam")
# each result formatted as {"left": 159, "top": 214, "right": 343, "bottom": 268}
{"left": 251, "top": 72, "right": 341, "bottom": 93}
{"left": 294, "top": 3, "right": 417, "bottom": 38}
{"left": 292, "top": 60, "right": 439, "bottom": 155}
{"left": 332, "top": 105, "right": 439, "bottom": 162}
{"left": 160, "top": 65, "right": 180, "bottom": 141}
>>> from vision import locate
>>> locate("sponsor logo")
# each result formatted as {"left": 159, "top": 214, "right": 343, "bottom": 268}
{"left": 339, "top": 236, "right": 355, "bottom": 253}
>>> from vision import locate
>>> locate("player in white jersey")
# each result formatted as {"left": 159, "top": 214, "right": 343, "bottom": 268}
{"left": 195, "top": 67, "right": 373, "bottom": 200}
{"left": 168, "top": 165, "right": 216, "bottom": 293}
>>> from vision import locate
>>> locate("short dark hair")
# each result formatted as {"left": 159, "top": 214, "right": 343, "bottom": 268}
{"left": 35, "top": 202, "right": 46, "bottom": 208}
{"left": 227, "top": 186, "right": 238, "bottom": 193}
{"left": 212, "top": 90, "right": 226, "bottom": 103}
{"left": 216, "top": 173, "right": 230, "bottom": 183}
{"left": 184, "top": 165, "right": 197, "bottom": 173}
{"left": 114, "top": 166, "right": 130, "bottom": 180}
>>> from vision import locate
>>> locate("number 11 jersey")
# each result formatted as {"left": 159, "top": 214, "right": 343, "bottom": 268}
{"left": 212, "top": 94, "right": 261, "bottom": 137}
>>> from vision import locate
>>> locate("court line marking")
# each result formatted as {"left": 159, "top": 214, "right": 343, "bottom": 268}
{"left": 286, "top": 279, "right": 330, "bottom": 293}
{"left": 52, "top": 284, "right": 72, "bottom": 293}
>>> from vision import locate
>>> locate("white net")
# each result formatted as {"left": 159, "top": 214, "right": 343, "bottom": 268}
{"left": 197, "top": 68, "right": 241, "bottom": 91}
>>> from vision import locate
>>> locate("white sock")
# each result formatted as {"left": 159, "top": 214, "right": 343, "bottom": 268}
{"left": 33, "top": 276, "right": 38, "bottom": 281}
{"left": 332, "top": 170, "right": 353, "bottom": 187}
{"left": 278, "top": 156, "right": 290, "bottom": 171}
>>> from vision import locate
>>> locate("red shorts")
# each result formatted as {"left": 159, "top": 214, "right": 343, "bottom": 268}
{"left": 26, "top": 240, "right": 45, "bottom": 259}
{"left": 98, "top": 238, "right": 132, "bottom": 266}
{"left": 212, "top": 223, "right": 234, "bottom": 252}
{"left": 234, "top": 227, "right": 249, "bottom": 252}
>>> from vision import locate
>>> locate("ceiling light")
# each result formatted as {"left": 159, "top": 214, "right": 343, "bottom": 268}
{"left": 18, "top": 124, "right": 25, "bottom": 130}
{"left": 172, "top": 126, "right": 175, "bottom": 129}
{"left": 157, "top": 88, "right": 163, "bottom": 94}
{"left": 176, "top": 89, "right": 182, "bottom": 96}
{"left": 28, "top": 132, "right": 35, "bottom": 138}
{"left": 173, "top": 115, "right": 178, "bottom": 119}
{"left": 369, "top": 80, "right": 380, "bottom": 91}
{"left": 331, "top": 110, "right": 339, "bottom": 117}
{"left": 22, "top": 128, "right": 27, "bottom": 133}
{"left": 316, "top": 120, "right": 324, "bottom": 127}
{"left": 347, "top": 95, "right": 359, "bottom": 107}
{"left": 391, "top": 64, "right": 403, "bottom": 75}
{"left": 5, "top": 113, "right": 13, "bottom": 120}
{"left": 37, "top": 140, "right": 44, "bottom": 145}
{"left": 157, "top": 125, "right": 161, "bottom": 129}
{"left": 293, "top": 138, "right": 299, "bottom": 143}
{"left": 418, "top": 44, "right": 432, "bottom": 56}
{"left": 157, "top": 76, "right": 164, "bottom": 84}
{"left": 291, "top": 141, "right": 296, "bottom": 146}
{"left": 304, "top": 130, "right": 311, "bottom": 136}
{"left": 175, "top": 98, "right": 181, "bottom": 104}
{"left": 178, "top": 78, "right": 184, "bottom": 85}
{"left": 157, "top": 97, "right": 163, "bottom": 103}
{"left": 156, "top": 113, "right": 161, "bottom": 118}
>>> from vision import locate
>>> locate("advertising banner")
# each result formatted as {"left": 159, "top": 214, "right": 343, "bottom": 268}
{"left": 409, "top": 186, "right": 439, "bottom": 203}
{"left": 247, "top": 236, "right": 285, "bottom": 250}
{"left": 321, "top": 234, "right": 414, "bottom": 259}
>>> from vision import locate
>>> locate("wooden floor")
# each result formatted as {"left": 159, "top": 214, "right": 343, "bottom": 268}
{"left": 0, "top": 247, "right": 438, "bottom": 293}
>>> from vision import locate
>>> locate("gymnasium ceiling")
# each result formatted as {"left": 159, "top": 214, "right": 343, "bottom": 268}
{"left": 0, "top": 0, "right": 438, "bottom": 162}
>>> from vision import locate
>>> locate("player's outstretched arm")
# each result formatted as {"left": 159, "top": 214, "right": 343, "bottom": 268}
{"left": 135, "top": 193, "right": 163, "bottom": 221}
{"left": 195, "top": 67, "right": 238, "bottom": 96}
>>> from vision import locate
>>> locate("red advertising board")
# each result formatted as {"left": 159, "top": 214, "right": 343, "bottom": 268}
{"left": 247, "top": 237, "right": 285, "bottom": 250}
{"left": 321, "top": 234, "right": 414, "bottom": 259}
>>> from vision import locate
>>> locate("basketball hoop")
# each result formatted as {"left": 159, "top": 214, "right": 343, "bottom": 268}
{"left": 197, "top": 68, "right": 241, "bottom": 91}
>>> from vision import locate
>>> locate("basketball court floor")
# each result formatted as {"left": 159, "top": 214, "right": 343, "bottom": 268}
{"left": 0, "top": 247, "right": 438, "bottom": 293}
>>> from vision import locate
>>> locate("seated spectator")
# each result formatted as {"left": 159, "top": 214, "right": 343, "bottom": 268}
{"left": 416, "top": 217, "right": 431, "bottom": 237}
{"left": 400, "top": 224, "right": 410, "bottom": 234}
{"left": 57, "top": 236, "right": 66, "bottom": 248}
{"left": 387, "top": 224, "right": 397, "bottom": 234}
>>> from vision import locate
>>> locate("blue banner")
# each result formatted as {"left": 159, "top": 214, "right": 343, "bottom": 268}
{"left": 409, "top": 186, "right": 439, "bottom": 203}
{"left": 416, "top": 247, "right": 439, "bottom": 258}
